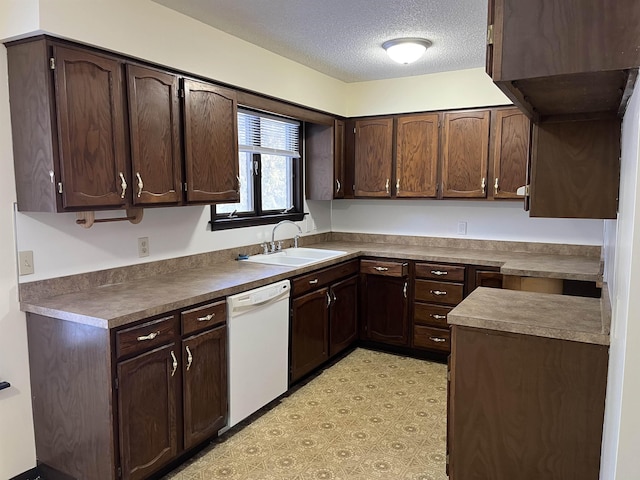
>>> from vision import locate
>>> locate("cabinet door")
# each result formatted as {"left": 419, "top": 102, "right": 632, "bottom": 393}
{"left": 395, "top": 113, "right": 439, "bottom": 198}
{"left": 329, "top": 276, "right": 358, "bottom": 357}
{"left": 334, "top": 119, "right": 346, "bottom": 199}
{"left": 182, "top": 325, "right": 228, "bottom": 450}
{"left": 361, "top": 274, "right": 409, "bottom": 346}
{"left": 183, "top": 79, "right": 239, "bottom": 203}
{"left": 491, "top": 108, "right": 529, "bottom": 199}
{"left": 53, "top": 45, "right": 128, "bottom": 209}
{"left": 127, "top": 64, "right": 182, "bottom": 205}
{"left": 291, "top": 288, "right": 329, "bottom": 382}
{"left": 441, "top": 110, "right": 490, "bottom": 198}
{"left": 118, "top": 343, "right": 178, "bottom": 480}
{"left": 354, "top": 118, "right": 393, "bottom": 197}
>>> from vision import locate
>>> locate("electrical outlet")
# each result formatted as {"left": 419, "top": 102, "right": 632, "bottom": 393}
{"left": 138, "top": 237, "right": 150, "bottom": 257}
{"left": 457, "top": 221, "right": 467, "bottom": 235}
{"left": 18, "top": 250, "right": 35, "bottom": 275}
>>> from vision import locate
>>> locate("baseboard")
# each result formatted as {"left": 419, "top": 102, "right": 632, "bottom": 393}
{"left": 9, "top": 467, "right": 40, "bottom": 480}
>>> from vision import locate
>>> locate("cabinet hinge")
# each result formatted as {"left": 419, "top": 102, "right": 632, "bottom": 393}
{"left": 487, "top": 24, "right": 494, "bottom": 45}
{"left": 114, "top": 377, "right": 119, "bottom": 390}
{"left": 178, "top": 88, "right": 185, "bottom": 98}
{"left": 57, "top": 182, "right": 63, "bottom": 194}
{"left": 447, "top": 370, "right": 451, "bottom": 382}
{"left": 446, "top": 454, "right": 450, "bottom": 466}
{"left": 353, "top": 127, "right": 356, "bottom": 134}
{"left": 183, "top": 182, "right": 188, "bottom": 192}
{"left": 117, "top": 466, "right": 122, "bottom": 478}
{"left": 49, "top": 57, "right": 55, "bottom": 70}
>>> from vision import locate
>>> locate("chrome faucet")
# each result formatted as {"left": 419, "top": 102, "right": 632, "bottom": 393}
{"left": 269, "top": 220, "right": 302, "bottom": 253}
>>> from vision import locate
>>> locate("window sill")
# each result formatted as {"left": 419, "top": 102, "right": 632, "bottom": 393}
{"left": 210, "top": 211, "right": 306, "bottom": 231}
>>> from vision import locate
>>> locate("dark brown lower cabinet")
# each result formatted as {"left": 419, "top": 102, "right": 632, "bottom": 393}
{"left": 360, "top": 260, "right": 409, "bottom": 346}
{"left": 182, "top": 325, "right": 228, "bottom": 450}
{"left": 290, "top": 262, "right": 359, "bottom": 384}
{"left": 118, "top": 344, "right": 179, "bottom": 480}
{"left": 448, "top": 325, "right": 608, "bottom": 480}
{"left": 329, "top": 276, "right": 358, "bottom": 356}
{"left": 291, "top": 288, "right": 330, "bottom": 382}
{"left": 25, "top": 300, "right": 228, "bottom": 480}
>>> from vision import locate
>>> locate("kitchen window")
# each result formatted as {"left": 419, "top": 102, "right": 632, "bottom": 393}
{"left": 211, "top": 109, "right": 304, "bottom": 230}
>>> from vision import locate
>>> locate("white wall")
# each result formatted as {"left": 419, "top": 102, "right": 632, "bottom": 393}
{"left": 345, "top": 67, "right": 511, "bottom": 117}
{"left": 600, "top": 84, "right": 640, "bottom": 480}
{"left": 331, "top": 199, "right": 604, "bottom": 245}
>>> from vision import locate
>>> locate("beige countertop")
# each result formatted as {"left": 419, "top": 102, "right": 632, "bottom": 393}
{"left": 448, "top": 287, "right": 609, "bottom": 345}
{"left": 20, "top": 239, "right": 603, "bottom": 330}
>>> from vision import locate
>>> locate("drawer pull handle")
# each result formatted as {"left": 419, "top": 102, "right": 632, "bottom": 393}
{"left": 430, "top": 290, "right": 447, "bottom": 296}
{"left": 429, "top": 337, "right": 447, "bottom": 343}
{"left": 197, "top": 313, "right": 215, "bottom": 322}
{"left": 137, "top": 331, "right": 160, "bottom": 342}
{"left": 170, "top": 351, "right": 178, "bottom": 377}
{"left": 186, "top": 345, "right": 193, "bottom": 371}
{"left": 309, "top": 279, "right": 319, "bottom": 285}
{"left": 374, "top": 266, "right": 389, "bottom": 272}
{"left": 430, "top": 270, "right": 448, "bottom": 276}
{"left": 431, "top": 314, "right": 447, "bottom": 320}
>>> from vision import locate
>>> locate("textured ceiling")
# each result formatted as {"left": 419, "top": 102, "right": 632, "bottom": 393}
{"left": 153, "top": 0, "right": 488, "bottom": 83}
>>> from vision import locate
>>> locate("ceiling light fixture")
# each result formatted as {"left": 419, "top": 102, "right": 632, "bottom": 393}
{"left": 382, "top": 38, "right": 432, "bottom": 64}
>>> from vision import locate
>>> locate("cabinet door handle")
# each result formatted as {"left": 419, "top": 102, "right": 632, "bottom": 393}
{"left": 374, "top": 266, "right": 389, "bottom": 272}
{"left": 186, "top": 345, "right": 193, "bottom": 371}
{"left": 332, "top": 291, "right": 337, "bottom": 302}
{"left": 431, "top": 314, "right": 447, "bottom": 320}
{"left": 119, "top": 172, "right": 127, "bottom": 199}
{"left": 430, "top": 270, "right": 448, "bottom": 276}
{"left": 494, "top": 177, "right": 499, "bottom": 195}
{"left": 326, "top": 291, "right": 331, "bottom": 307}
{"left": 385, "top": 178, "right": 390, "bottom": 194}
{"left": 170, "top": 350, "right": 178, "bottom": 377}
{"left": 137, "top": 331, "right": 159, "bottom": 342}
{"left": 429, "top": 337, "right": 447, "bottom": 343}
{"left": 403, "top": 281, "right": 408, "bottom": 299}
{"left": 309, "top": 279, "right": 319, "bottom": 285}
{"left": 396, "top": 178, "right": 400, "bottom": 192}
{"left": 430, "top": 290, "right": 447, "bottom": 296}
{"left": 136, "top": 172, "right": 143, "bottom": 198}
{"left": 197, "top": 313, "right": 215, "bottom": 322}
{"left": 336, "top": 179, "right": 341, "bottom": 193}
{"left": 236, "top": 175, "right": 241, "bottom": 193}
{"left": 481, "top": 177, "right": 486, "bottom": 195}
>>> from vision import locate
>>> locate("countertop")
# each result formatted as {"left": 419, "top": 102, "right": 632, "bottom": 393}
{"left": 448, "top": 287, "right": 609, "bottom": 345}
{"left": 21, "top": 240, "right": 603, "bottom": 330}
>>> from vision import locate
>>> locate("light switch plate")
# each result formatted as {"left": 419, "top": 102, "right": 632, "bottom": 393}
{"left": 457, "top": 221, "right": 467, "bottom": 235}
{"left": 18, "top": 250, "right": 35, "bottom": 275}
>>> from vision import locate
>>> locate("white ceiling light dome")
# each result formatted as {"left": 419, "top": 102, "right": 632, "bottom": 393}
{"left": 382, "top": 38, "right": 432, "bottom": 64}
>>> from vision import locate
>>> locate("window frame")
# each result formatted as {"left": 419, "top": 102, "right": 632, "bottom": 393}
{"left": 210, "top": 110, "right": 304, "bottom": 231}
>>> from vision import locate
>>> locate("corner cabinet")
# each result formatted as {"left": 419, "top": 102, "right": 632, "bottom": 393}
{"left": 305, "top": 119, "right": 346, "bottom": 200}
{"left": 489, "top": 107, "right": 530, "bottom": 199}
{"left": 183, "top": 79, "right": 240, "bottom": 204}
{"left": 25, "top": 300, "right": 228, "bottom": 480}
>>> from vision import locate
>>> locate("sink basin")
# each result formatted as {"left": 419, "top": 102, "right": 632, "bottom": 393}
{"left": 244, "top": 247, "right": 347, "bottom": 267}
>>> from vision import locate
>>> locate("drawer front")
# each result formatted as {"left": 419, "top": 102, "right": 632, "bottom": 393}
{"left": 181, "top": 300, "right": 226, "bottom": 336}
{"left": 116, "top": 315, "right": 178, "bottom": 359}
{"left": 414, "top": 303, "right": 452, "bottom": 329}
{"left": 415, "top": 279, "right": 464, "bottom": 305}
{"left": 292, "top": 259, "right": 359, "bottom": 297}
{"left": 413, "top": 325, "right": 450, "bottom": 352}
{"left": 360, "top": 259, "right": 408, "bottom": 277}
{"left": 415, "top": 263, "right": 465, "bottom": 282}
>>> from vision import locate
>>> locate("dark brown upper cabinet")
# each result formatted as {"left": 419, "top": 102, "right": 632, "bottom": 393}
{"left": 126, "top": 65, "right": 183, "bottom": 206}
{"left": 305, "top": 119, "right": 346, "bottom": 200}
{"left": 487, "top": 0, "right": 639, "bottom": 122}
{"left": 7, "top": 38, "right": 129, "bottom": 212}
{"left": 441, "top": 110, "right": 490, "bottom": 198}
{"left": 183, "top": 79, "right": 239, "bottom": 204}
{"left": 489, "top": 107, "right": 530, "bottom": 199}
{"left": 395, "top": 113, "right": 439, "bottom": 198}
{"left": 354, "top": 117, "right": 394, "bottom": 197}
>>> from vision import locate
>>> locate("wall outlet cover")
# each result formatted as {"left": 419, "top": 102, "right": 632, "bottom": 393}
{"left": 138, "top": 237, "right": 150, "bottom": 257}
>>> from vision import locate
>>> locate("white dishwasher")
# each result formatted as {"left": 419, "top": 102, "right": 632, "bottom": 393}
{"left": 224, "top": 279, "right": 290, "bottom": 431}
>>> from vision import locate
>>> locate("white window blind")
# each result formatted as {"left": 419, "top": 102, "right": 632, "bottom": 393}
{"left": 238, "top": 109, "right": 300, "bottom": 158}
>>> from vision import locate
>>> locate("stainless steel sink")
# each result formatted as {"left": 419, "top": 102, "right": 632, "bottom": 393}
{"left": 243, "top": 247, "right": 347, "bottom": 267}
